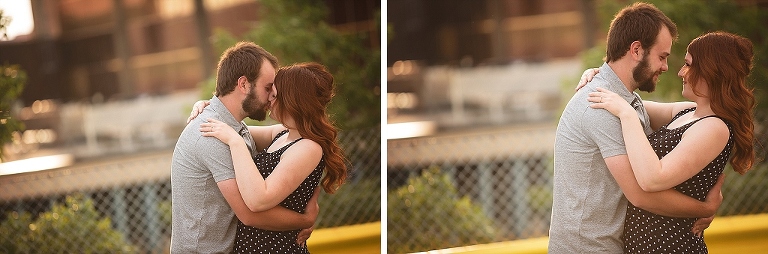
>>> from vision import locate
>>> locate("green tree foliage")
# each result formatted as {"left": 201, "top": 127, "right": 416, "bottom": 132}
{"left": 0, "top": 195, "right": 136, "bottom": 253}
{"left": 0, "top": 10, "right": 26, "bottom": 161}
{"left": 204, "top": 0, "right": 381, "bottom": 129}
{"left": 158, "top": 200, "right": 172, "bottom": 231}
{"left": 583, "top": 0, "right": 768, "bottom": 107}
{"left": 387, "top": 167, "right": 496, "bottom": 253}
{"left": 0, "top": 64, "right": 26, "bottom": 161}
{"left": 0, "top": 9, "right": 10, "bottom": 40}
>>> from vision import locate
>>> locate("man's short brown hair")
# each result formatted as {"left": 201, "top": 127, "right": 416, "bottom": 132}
{"left": 605, "top": 2, "right": 678, "bottom": 63}
{"left": 215, "top": 42, "right": 278, "bottom": 96}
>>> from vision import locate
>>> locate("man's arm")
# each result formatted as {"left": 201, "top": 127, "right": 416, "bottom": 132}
{"left": 605, "top": 154, "right": 722, "bottom": 218}
{"left": 218, "top": 179, "right": 319, "bottom": 230}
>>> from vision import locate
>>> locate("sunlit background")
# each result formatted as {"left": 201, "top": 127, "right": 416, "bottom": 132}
{"left": 0, "top": 0, "right": 33, "bottom": 40}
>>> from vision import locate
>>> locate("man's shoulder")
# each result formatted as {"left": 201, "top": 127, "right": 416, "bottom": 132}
{"left": 193, "top": 108, "right": 223, "bottom": 124}
{"left": 560, "top": 90, "right": 620, "bottom": 132}
{"left": 176, "top": 114, "right": 229, "bottom": 152}
{"left": 585, "top": 76, "right": 614, "bottom": 91}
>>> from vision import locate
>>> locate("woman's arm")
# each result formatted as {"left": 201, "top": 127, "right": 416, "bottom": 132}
{"left": 590, "top": 88, "right": 730, "bottom": 191}
{"left": 630, "top": 117, "right": 729, "bottom": 191}
{"left": 203, "top": 118, "right": 322, "bottom": 212}
{"left": 604, "top": 154, "right": 723, "bottom": 217}
{"left": 218, "top": 179, "right": 319, "bottom": 230}
{"left": 248, "top": 125, "right": 284, "bottom": 152}
{"left": 643, "top": 100, "right": 696, "bottom": 131}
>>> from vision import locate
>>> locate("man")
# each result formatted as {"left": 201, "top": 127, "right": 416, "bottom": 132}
{"left": 171, "top": 42, "right": 317, "bottom": 253}
{"left": 549, "top": 3, "right": 722, "bottom": 253}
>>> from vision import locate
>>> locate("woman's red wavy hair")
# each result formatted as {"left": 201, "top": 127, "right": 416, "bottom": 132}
{"left": 273, "top": 62, "right": 348, "bottom": 193}
{"left": 686, "top": 31, "right": 755, "bottom": 174}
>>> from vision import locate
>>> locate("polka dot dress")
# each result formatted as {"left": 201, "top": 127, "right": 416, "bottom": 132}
{"left": 623, "top": 108, "right": 733, "bottom": 254}
{"left": 232, "top": 130, "right": 324, "bottom": 254}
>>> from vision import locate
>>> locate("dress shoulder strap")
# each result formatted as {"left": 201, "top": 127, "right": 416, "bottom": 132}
{"left": 269, "top": 129, "right": 290, "bottom": 146}
{"left": 268, "top": 129, "right": 305, "bottom": 153}
{"left": 670, "top": 107, "right": 696, "bottom": 122}
{"left": 689, "top": 114, "right": 728, "bottom": 127}
{"left": 680, "top": 114, "right": 732, "bottom": 138}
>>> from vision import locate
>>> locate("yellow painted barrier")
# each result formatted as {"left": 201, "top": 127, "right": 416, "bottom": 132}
{"left": 705, "top": 213, "right": 768, "bottom": 253}
{"left": 414, "top": 237, "right": 548, "bottom": 254}
{"left": 307, "top": 221, "right": 381, "bottom": 254}
{"left": 419, "top": 213, "right": 768, "bottom": 254}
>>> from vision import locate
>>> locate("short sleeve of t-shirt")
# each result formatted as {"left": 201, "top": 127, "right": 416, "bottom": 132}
{"left": 192, "top": 124, "right": 236, "bottom": 183}
{"left": 581, "top": 106, "right": 627, "bottom": 159}
{"left": 199, "top": 137, "right": 235, "bottom": 183}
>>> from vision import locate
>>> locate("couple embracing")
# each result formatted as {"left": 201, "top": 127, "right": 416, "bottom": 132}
{"left": 170, "top": 42, "right": 347, "bottom": 253}
{"left": 550, "top": 2, "right": 756, "bottom": 253}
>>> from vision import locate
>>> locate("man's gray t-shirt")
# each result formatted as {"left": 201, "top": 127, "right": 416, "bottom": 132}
{"left": 170, "top": 96, "right": 255, "bottom": 253}
{"left": 549, "top": 63, "right": 652, "bottom": 253}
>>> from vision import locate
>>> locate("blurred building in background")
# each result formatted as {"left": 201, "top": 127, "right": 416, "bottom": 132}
{"left": 388, "top": 0, "right": 597, "bottom": 66}
{"left": 0, "top": 0, "right": 379, "bottom": 163}
{"left": 3, "top": 0, "right": 379, "bottom": 103}
{"left": 387, "top": 0, "right": 594, "bottom": 136}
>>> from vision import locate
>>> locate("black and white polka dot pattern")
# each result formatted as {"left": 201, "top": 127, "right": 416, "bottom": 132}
{"left": 232, "top": 130, "right": 324, "bottom": 254}
{"left": 623, "top": 107, "right": 733, "bottom": 254}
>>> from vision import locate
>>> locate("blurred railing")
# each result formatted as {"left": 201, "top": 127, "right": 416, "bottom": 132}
{"left": 0, "top": 127, "right": 380, "bottom": 253}
{"left": 387, "top": 112, "right": 768, "bottom": 254}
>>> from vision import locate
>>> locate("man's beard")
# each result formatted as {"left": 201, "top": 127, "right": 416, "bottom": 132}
{"left": 633, "top": 53, "right": 659, "bottom": 93}
{"left": 242, "top": 87, "right": 268, "bottom": 121}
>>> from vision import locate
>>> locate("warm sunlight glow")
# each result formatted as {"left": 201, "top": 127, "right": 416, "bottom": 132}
{"left": 0, "top": 0, "right": 34, "bottom": 40}
{"left": 0, "top": 154, "right": 74, "bottom": 176}
{"left": 386, "top": 121, "right": 436, "bottom": 140}
{"left": 157, "top": 0, "right": 252, "bottom": 19}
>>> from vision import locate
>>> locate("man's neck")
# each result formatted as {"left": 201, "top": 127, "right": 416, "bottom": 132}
{"left": 607, "top": 60, "right": 638, "bottom": 93}
{"left": 218, "top": 94, "right": 246, "bottom": 122}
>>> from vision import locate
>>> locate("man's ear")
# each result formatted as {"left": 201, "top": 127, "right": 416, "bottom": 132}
{"left": 236, "top": 76, "right": 250, "bottom": 94}
{"left": 630, "top": 41, "right": 644, "bottom": 61}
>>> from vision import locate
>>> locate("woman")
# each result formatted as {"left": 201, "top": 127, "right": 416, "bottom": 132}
{"left": 194, "top": 62, "right": 347, "bottom": 253}
{"left": 586, "top": 31, "right": 755, "bottom": 253}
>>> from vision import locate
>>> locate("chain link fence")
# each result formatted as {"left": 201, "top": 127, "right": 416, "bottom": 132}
{"left": 387, "top": 112, "right": 768, "bottom": 254}
{"left": 0, "top": 127, "right": 380, "bottom": 253}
